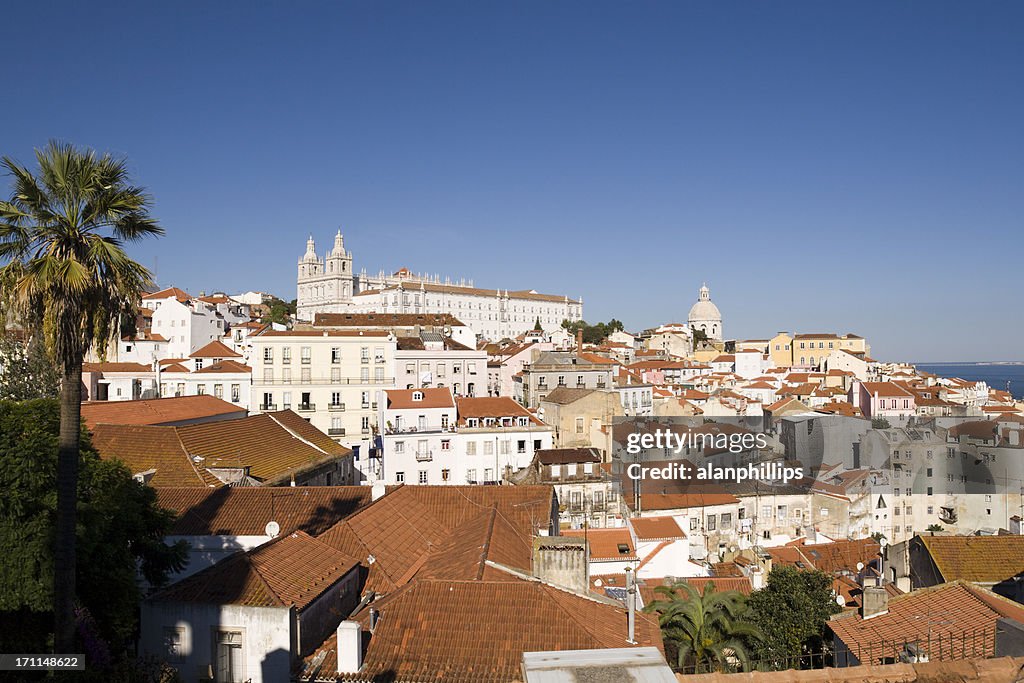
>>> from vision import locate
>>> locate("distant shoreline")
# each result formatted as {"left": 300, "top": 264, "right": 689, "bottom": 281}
{"left": 913, "top": 361, "right": 1024, "bottom": 366}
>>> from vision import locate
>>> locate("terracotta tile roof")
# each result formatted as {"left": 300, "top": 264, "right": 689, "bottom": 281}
{"left": 766, "top": 396, "right": 809, "bottom": 412}
{"left": 861, "top": 381, "right": 915, "bottom": 398}
{"left": 316, "top": 485, "right": 556, "bottom": 595}
{"left": 304, "top": 578, "right": 662, "bottom": 682}
{"left": 816, "top": 401, "right": 863, "bottom": 417}
{"left": 82, "top": 362, "right": 153, "bottom": 373}
{"left": 455, "top": 396, "right": 543, "bottom": 425}
{"left": 638, "top": 576, "right": 753, "bottom": 606}
{"left": 156, "top": 486, "right": 373, "bottom": 536}
{"left": 793, "top": 538, "right": 881, "bottom": 575}
{"left": 949, "top": 420, "right": 1000, "bottom": 441}
{"left": 416, "top": 506, "right": 533, "bottom": 581}
{"left": 93, "top": 411, "right": 350, "bottom": 486}
{"left": 143, "top": 286, "right": 191, "bottom": 302}
{"left": 534, "top": 447, "right": 602, "bottom": 465}
{"left": 834, "top": 574, "right": 902, "bottom": 610}
{"left": 151, "top": 531, "right": 358, "bottom": 610}
{"left": 538, "top": 387, "right": 597, "bottom": 405}
{"left": 174, "top": 411, "right": 350, "bottom": 483}
{"left": 312, "top": 312, "right": 465, "bottom": 328}
{"left": 563, "top": 527, "right": 637, "bottom": 561}
{"left": 829, "top": 582, "right": 1024, "bottom": 664}
{"left": 189, "top": 339, "right": 242, "bottom": 358}
{"left": 385, "top": 387, "right": 455, "bottom": 410}
{"left": 577, "top": 352, "right": 621, "bottom": 366}
{"left": 192, "top": 359, "right": 251, "bottom": 374}
{"left": 82, "top": 395, "right": 246, "bottom": 427}
{"left": 90, "top": 424, "right": 221, "bottom": 487}
{"left": 159, "top": 362, "right": 190, "bottom": 373}
{"left": 257, "top": 329, "right": 391, "bottom": 338}
{"left": 629, "top": 516, "right": 686, "bottom": 541}
{"left": 919, "top": 535, "right": 1024, "bottom": 584}
{"left": 681, "top": 656, "right": 1024, "bottom": 681}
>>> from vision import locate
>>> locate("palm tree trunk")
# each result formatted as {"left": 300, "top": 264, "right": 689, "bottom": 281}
{"left": 54, "top": 363, "right": 82, "bottom": 653}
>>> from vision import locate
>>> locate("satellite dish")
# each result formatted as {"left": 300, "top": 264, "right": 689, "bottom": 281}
{"left": 856, "top": 562, "right": 865, "bottom": 572}
{"left": 443, "top": 327, "right": 452, "bottom": 337}
{"left": 835, "top": 595, "right": 845, "bottom": 606}
{"left": 594, "top": 578, "right": 603, "bottom": 588}
{"left": 264, "top": 521, "right": 280, "bottom": 538}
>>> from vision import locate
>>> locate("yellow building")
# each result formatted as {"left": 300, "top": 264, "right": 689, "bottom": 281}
{"left": 768, "top": 332, "right": 870, "bottom": 369}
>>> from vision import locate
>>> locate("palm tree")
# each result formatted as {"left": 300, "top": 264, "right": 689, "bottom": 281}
{"left": 0, "top": 141, "right": 162, "bottom": 652}
{"left": 644, "top": 581, "right": 763, "bottom": 673}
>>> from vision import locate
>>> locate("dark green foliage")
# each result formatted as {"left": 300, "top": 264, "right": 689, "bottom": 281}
{"left": 692, "top": 327, "right": 709, "bottom": 349}
{"left": 559, "top": 318, "right": 626, "bottom": 345}
{"left": 0, "top": 399, "right": 186, "bottom": 656}
{"left": 644, "top": 581, "right": 763, "bottom": 673}
{"left": 746, "top": 566, "right": 842, "bottom": 669}
{"left": 871, "top": 417, "right": 892, "bottom": 429}
{"left": 261, "top": 296, "right": 296, "bottom": 325}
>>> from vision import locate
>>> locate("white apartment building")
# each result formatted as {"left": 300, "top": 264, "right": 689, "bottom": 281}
{"left": 145, "top": 287, "right": 251, "bottom": 359}
{"left": 248, "top": 329, "right": 396, "bottom": 462}
{"left": 376, "top": 389, "right": 553, "bottom": 485}
{"left": 395, "top": 333, "right": 488, "bottom": 396}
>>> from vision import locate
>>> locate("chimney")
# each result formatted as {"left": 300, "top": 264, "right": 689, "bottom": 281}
{"left": 371, "top": 481, "right": 387, "bottom": 501}
{"left": 625, "top": 566, "right": 637, "bottom": 644}
{"left": 576, "top": 328, "right": 583, "bottom": 351}
{"left": 749, "top": 566, "right": 765, "bottom": 591}
{"left": 336, "top": 620, "right": 363, "bottom": 674}
{"left": 860, "top": 585, "right": 889, "bottom": 620}
{"left": 532, "top": 536, "right": 589, "bottom": 594}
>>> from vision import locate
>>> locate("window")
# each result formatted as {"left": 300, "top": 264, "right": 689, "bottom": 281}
{"left": 468, "top": 363, "right": 477, "bottom": 375}
{"left": 690, "top": 517, "right": 698, "bottom": 531}
{"left": 776, "top": 505, "right": 787, "bottom": 521}
{"left": 331, "top": 367, "right": 341, "bottom": 383}
{"left": 418, "top": 470, "right": 428, "bottom": 484}
{"left": 406, "top": 363, "right": 416, "bottom": 374}
{"left": 194, "top": 358, "right": 204, "bottom": 370}
{"left": 437, "top": 363, "right": 446, "bottom": 377}
{"left": 820, "top": 507, "right": 829, "bottom": 517}
{"left": 231, "top": 384, "right": 240, "bottom": 402}
{"left": 467, "top": 468, "right": 477, "bottom": 482}
{"left": 375, "top": 367, "right": 384, "bottom": 382}
{"left": 301, "top": 368, "right": 311, "bottom": 384}
{"left": 441, "top": 469, "right": 450, "bottom": 482}
{"left": 282, "top": 368, "right": 292, "bottom": 383}
{"left": 197, "top": 384, "right": 206, "bottom": 395}
{"left": 214, "top": 384, "right": 223, "bottom": 399}
{"left": 707, "top": 514, "right": 716, "bottom": 531}
{"left": 517, "top": 440, "right": 526, "bottom": 453}
{"left": 396, "top": 471, "right": 405, "bottom": 483}
{"left": 331, "top": 347, "right": 342, "bottom": 364}
{"left": 282, "top": 347, "right": 291, "bottom": 364}
{"left": 360, "top": 347, "right": 369, "bottom": 363}
{"left": 395, "top": 441, "right": 405, "bottom": 453}
{"left": 263, "top": 348, "right": 274, "bottom": 363}
{"left": 215, "top": 630, "right": 243, "bottom": 683}
{"left": 720, "top": 512, "right": 732, "bottom": 528}
{"left": 163, "top": 627, "right": 184, "bottom": 660}
{"left": 441, "top": 439, "right": 451, "bottom": 451}
{"left": 484, "top": 467, "right": 494, "bottom": 482}
{"left": 575, "top": 417, "right": 584, "bottom": 434}
{"left": 466, "top": 440, "right": 477, "bottom": 455}
{"left": 263, "top": 368, "right": 274, "bottom": 383}
{"left": 361, "top": 368, "right": 369, "bottom": 383}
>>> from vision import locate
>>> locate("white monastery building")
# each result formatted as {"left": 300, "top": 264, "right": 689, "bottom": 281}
{"left": 296, "top": 231, "right": 583, "bottom": 339}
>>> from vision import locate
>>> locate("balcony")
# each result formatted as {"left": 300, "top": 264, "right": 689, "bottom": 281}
{"left": 301, "top": 358, "right": 311, "bottom": 364}
{"left": 328, "top": 402, "right": 346, "bottom": 412}
{"left": 371, "top": 402, "right": 378, "bottom": 410}
{"left": 374, "top": 356, "right": 385, "bottom": 364}
{"left": 361, "top": 427, "right": 371, "bottom": 435}
{"left": 361, "top": 357, "right": 369, "bottom": 364}
{"left": 328, "top": 427, "right": 346, "bottom": 436}
{"left": 298, "top": 403, "right": 316, "bottom": 412}
{"left": 259, "top": 403, "right": 278, "bottom": 411}
{"left": 361, "top": 402, "right": 370, "bottom": 409}
{"left": 415, "top": 450, "right": 433, "bottom": 462}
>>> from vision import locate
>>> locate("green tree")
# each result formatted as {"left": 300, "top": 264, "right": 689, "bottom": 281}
{"left": 926, "top": 523, "right": 944, "bottom": 532}
{"left": 261, "top": 296, "right": 296, "bottom": 325}
{"left": 746, "top": 566, "right": 842, "bottom": 669}
{"left": 606, "top": 318, "right": 624, "bottom": 333}
{"left": 0, "top": 141, "right": 163, "bottom": 651}
{"left": 692, "top": 327, "right": 709, "bottom": 350}
{"left": 871, "top": 417, "right": 891, "bottom": 429}
{"left": 644, "top": 581, "right": 762, "bottom": 673}
{"left": 0, "top": 329, "right": 59, "bottom": 399}
{"left": 0, "top": 399, "right": 186, "bottom": 659}
{"left": 533, "top": 316, "right": 542, "bottom": 332}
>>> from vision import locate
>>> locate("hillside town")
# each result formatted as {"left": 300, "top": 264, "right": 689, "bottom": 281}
{"left": 6, "top": 229, "right": 1018, "bottom": 681}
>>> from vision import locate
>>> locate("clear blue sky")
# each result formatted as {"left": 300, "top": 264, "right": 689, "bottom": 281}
{"left": 2, "top": 2, "right": 1022, "bottom": 362}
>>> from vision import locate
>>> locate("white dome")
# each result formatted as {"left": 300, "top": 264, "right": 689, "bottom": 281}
{"left": 688, "top": 299, "right": 721, "bottom": 322}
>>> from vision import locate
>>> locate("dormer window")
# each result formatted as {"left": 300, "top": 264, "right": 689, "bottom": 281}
{"left": 412, "top": 391, "right": 423, "bottom": 402}
{"left": 467, "top": 418, "right": 479, "bottom": 427}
